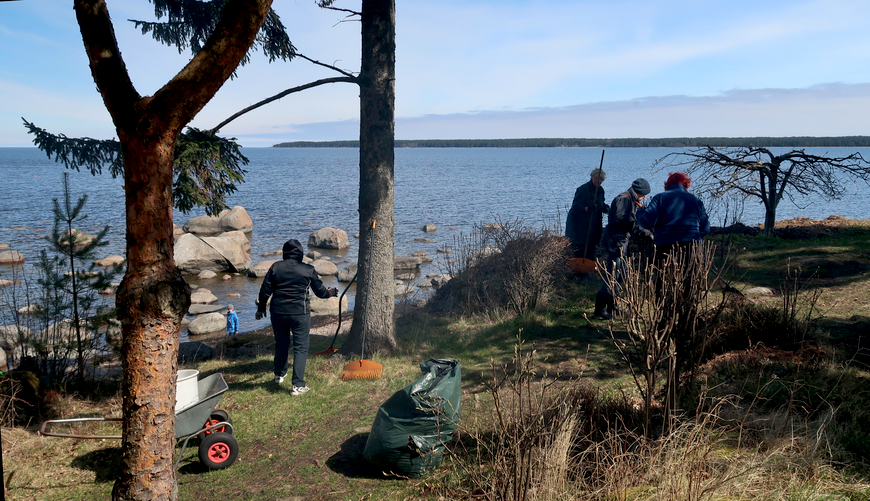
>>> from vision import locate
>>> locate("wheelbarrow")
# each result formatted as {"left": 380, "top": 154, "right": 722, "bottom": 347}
{"left": 40, "top": 372, "right": 238, "bottom": 470}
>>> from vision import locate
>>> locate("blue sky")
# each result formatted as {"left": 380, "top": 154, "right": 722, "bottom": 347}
{"left": 2, "top": 0, "right": 869, "bottom": 147}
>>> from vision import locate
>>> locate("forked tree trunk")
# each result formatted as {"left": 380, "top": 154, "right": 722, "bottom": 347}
{"left": 72, "top": 1, "right": 273, "bottom": 498}
{"left": 344, "top": 0, "right": 398, "bottom": 357}
{"left": 112, "top": 134, "right": 190, "bottom": 500}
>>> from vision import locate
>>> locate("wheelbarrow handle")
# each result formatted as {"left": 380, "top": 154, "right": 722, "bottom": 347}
{"left": 40, "top": 417, "right": 122, "bottom": 439}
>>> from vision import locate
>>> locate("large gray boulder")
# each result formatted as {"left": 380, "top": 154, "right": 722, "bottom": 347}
{"left": 337, "top": 263, "right": 358, "bottom": 282}
{"left": 218, "top": 206, "right": 254, "bottom": 233}
{"left": 188, "top": 304, "right": 225, "bottom": 315}
{"left": 308, "top": 227, "right": 350, "bottom": 250}
{"left": 182, "top": 206, "right": 254, "bottom": 235}
{"left": 431, "top": 274, "right": 453, "bottom": 288}
{"left": 394, "top": 256, "right": 422, "bottom": 271}
{"left": 188, "top": 312, "right": 226, "bottom": 335}
{"left": 311, "top": 259, "right": 338, "bottom": 276}
{"left": 38, "top": 319, "right": 93, "bottom": 345}
{"left": 0, "top": 325, "right": 31, "bottom": 350}
{"left": 174, "top": 231, "right": 251, "bottom": 274}
{"left": 248, "top": 259, "right": 278, "bottom": 278}
{"left": 183, "top": 215, "right": 222, "bottom": 236}
{"left": 310, "top": 295, "right": 348, "bottom": 317}
{"left": 190, "top": 289, "right": 218, "bottom": 304}
{"left": 201, "top": 231, "right": 251, "bottom": 272}
{"left": 467, "top": 245, "right": 502, "bottom": 266}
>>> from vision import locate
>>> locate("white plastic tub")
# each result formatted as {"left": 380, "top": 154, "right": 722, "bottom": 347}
{"left": 175, "top": 369, "right": 200, "bottom": 412}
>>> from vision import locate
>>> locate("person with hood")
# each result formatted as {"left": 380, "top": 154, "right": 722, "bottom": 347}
{"left": 565, "top": 168, "right": 608, "bottom": 260}
{"left": 256, "top": 239, "right": 338, "bottom": 395}
{"left": 594, "top": 178, "right": 652, "bottom": 319}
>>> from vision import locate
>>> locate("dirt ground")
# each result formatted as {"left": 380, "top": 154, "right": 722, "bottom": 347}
{"left": 770, "top": 215, "right": 870, "bottom": 238}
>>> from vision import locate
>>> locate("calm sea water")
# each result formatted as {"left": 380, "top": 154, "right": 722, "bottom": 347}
{"left": 1, "top": 146, "right": 866, "bottom": 333}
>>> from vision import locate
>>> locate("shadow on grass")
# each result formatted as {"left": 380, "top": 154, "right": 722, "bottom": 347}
{"left": 326, "top": 433, "right": 404, "bottom": 480}
{"left": 70, "top": 446, "right": 122, "bottom": 483}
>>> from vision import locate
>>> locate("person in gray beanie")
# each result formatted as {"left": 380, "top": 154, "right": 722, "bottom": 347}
{"left": 594, "top": 178, "right": 652, "bottom": 319}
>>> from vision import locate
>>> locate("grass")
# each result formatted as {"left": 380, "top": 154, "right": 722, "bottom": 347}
{"left": 4, "top": 221, "right": 870, "bottom": 500}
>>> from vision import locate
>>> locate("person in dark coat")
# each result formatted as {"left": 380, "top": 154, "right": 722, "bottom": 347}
{"left": 565, "top": 168, "right": 608, "bottom": 260}
{"left": 256, "top": 239, "right": 337, "bottom": 395}
{"left": 594, "top": 178, "right": 651, "bottom": 319}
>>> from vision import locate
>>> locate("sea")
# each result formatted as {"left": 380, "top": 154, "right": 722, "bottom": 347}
{"left": 1, "top": 146, "right": 867, "bottom": 335}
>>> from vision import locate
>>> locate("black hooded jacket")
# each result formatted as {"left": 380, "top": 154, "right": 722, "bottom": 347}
{"left": 257, "top": 239, "right": 332, "bottom": 315}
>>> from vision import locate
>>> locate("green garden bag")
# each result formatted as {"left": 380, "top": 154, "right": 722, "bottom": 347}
{"left": 363, "top": 358, "right": 461, "bottom": 477}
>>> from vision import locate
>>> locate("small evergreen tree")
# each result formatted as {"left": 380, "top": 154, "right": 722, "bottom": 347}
{"left": 34, "top": 173, "right": 120, "bottom": 388}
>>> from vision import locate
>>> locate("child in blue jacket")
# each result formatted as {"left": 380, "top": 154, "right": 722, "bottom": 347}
{"left": 226, "top": 304, "right": 239, "bottom": 337}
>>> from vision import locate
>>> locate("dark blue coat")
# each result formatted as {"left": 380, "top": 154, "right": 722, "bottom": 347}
{"left": 637, "top": 185, "right": 710, "bottom": 245}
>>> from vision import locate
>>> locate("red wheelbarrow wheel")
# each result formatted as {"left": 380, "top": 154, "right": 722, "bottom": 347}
{"left": 203, "top": 409, "right": 233, "bottom": 435}
{"left": 198, "top": 432, "right": 239, "bottom": 470}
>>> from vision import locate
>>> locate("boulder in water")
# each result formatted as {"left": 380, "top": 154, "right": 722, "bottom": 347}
{"left": 0, "top": 250, "right": 24, "bottom": 264}
{"left": 188, "top": 312, "right": 226, "bottom": 335}
{"left": 308, "top": 227, "right": 350, "bottom": 250}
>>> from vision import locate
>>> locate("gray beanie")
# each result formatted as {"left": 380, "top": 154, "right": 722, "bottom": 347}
{"left": 631, "top": 178, "right": 651, "bottom": 195}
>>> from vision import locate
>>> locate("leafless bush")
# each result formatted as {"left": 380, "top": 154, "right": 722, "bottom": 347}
{"left": 706, "top": 266, "right": 824, "bottom": 358}
{"left": 436, "top": 217, "right": 571, "bottom": 317}
{"left": 435, "top": 329, "right": 869, "bottom": 500}
{"left": 601, "top": 241, "right": 726, "bottom": 433}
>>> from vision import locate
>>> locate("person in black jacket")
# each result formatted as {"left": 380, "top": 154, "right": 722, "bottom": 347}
{"left": 257, "top": 239, "right": 337, "bottom": 395}
{"left": 594, "top": 178, "right": 651, "bottom": 319}
{"left": 565, "top": 168, "right": 608, "bottom": 259}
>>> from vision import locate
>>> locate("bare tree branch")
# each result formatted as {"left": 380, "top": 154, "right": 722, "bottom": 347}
{"left": 658, "top": 146, "right": 870, "bottom": 235}
{"left": 210, "top": 75, "right": 357, "bottom": 132}
{"left": 297, "top": 53, "right": 357, "bottom": 78}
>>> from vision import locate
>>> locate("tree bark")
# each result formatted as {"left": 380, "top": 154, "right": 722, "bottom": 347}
{"left": 344, "top": 0, "right": 397, "bottom": 357}
{"left": 72, "top": 1, "right": 272, "bottom": 499}
{"left": 113, "top": 134, "right": 189, "bottom": 501}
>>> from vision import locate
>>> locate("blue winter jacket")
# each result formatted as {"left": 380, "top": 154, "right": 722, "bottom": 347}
{"left": 637, "top": 185, "right": 710, "bottom": 245}
{"left": 226, "top": 311, "right": 239, "bottom": 334}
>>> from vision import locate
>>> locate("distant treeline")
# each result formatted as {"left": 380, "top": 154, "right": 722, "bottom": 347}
{"left": 273, "top": 136, "right": 870, "bottom": 148}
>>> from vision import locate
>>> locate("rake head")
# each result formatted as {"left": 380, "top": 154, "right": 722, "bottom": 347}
{"left": 340, "top": 359, "right": 383, "bottom": 380}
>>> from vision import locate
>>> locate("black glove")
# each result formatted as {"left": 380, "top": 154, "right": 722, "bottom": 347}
{"left": 328, "top": 287, "right": 339, "bottom": 297}
{"left": 255, "top": 310, "right": 267, "bottom": 320}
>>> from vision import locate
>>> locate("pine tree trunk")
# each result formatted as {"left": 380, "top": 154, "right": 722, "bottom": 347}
{"left": 72, "top": 1, "right": 272, "bottom": 498}
{"left": 112, "top": 136, "right": 190, "bottom": 501}
{"left": 345, "top": 0, "right": 398, "bottom": 357}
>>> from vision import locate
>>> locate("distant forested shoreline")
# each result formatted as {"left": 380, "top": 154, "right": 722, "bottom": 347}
{"left": 273, "top": 136, "right": 870, "bottom": 148}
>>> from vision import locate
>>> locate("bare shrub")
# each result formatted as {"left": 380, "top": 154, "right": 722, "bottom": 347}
{"left": 601, "top": 241, "right": 725, "bottom": 432}
{"left": 436, "top": 217, "right": 571, "bottom": 317}
{"left": 439, "top": 332, "right": 644, "bottom": 501}
{"left": 705, "top": 265, "right": 824, "bottom": 360}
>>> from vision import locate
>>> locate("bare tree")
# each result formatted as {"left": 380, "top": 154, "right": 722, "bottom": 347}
{"left": 70, "top": 1, "right": 273, "bottom": 499}
{"left": 659, "top": 146, "right": 870, "bottom": 236}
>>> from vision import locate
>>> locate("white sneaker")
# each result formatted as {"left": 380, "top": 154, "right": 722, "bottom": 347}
{"left": 274, "top": 375, "right": 285, "bottom": 384}
{"left": 291, "top": 386, "right": 310, "bottom": 396}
